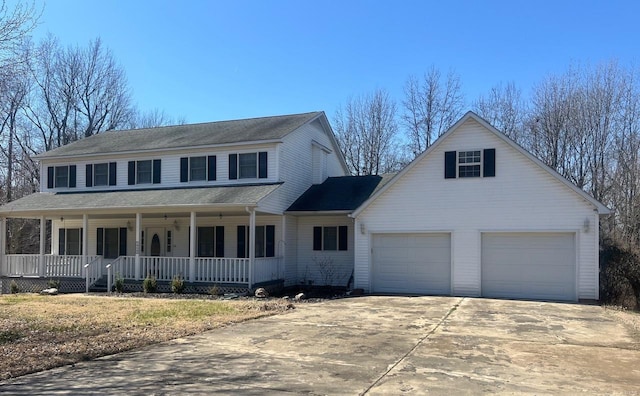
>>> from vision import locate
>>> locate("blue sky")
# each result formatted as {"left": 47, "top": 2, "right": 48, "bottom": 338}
{"left": 24, "top": 0, "right": 640, "bottom": 124}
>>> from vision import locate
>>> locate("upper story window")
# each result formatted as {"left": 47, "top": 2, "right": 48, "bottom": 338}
{"left": 128, "top": 159, "right": 161, "bottom": 185}
{"left": 86, "top": 162, "right": 117, "bottom": 187}
{"left": 47, "top": 165, "right": 76, "bottom": 189}
{"left": 313, "top": 226, "right": 348, "bottom": 251}
{"left": 229, "top": 152, "right": 268, "bottom": 180}
{"left": 444, "top": 149, "right": 495, "bottom": 179}
{"left": 180, "top": 156, "right": 216, "bottom": 182}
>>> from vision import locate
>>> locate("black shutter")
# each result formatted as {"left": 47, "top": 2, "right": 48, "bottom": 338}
{"left": 237, "top": 225, "right": 245, "bottom": 258}
{"left": 444, "top": 151, "right": 457, "bottom": 179}
{"left": 180, "top": 157, "right": 188, "bottom": 182}
{"left": 215, "top": 226, "right": 225, "bottom": 257}
{"left": 258, "top": 152, "right": 268, "bottom": 179}
{"left": 229, "top": 154, "right": 237, "bottom": 180}
{"left": 313, "top": 227, "right": 322, "bottom": 251}
{"left": 109, "top": 162, "right": 117, "bottom": 186}
{"left": 338, "top": 226, "right": 348, "bottom": 251}
{"left": 208, "top": 156, "right": 217, "bottom": 181}
{"left": 265, "top": 225, "right": 275, "bottom": 257}
{"left": 69, "top": 165, "right": 76, "bottom": 188}
{"left": 119, "top": 227, "right": 127, "bottom": 256}
{"left": 152, "top": 159, "right": 161, "bottom": 184}
{"left": 86, "top": 164, "right": 93, "bottom": 187}
{"left": 80, "top": 228, "right": 83, "bottom": 255}
{"left": 58, "top": 228, "right": 65, "bottom": 255}
{"left": 483, "top": 148, "right": 496, "bottom": 177}
{"left": 128, "top": 161, "right": 135, "bottom": 185}
{"left": 96, "top": 228, "right": 104, "bottom": 255}
{"left": 47, "top": 167, "right": 54, "bottom": 188}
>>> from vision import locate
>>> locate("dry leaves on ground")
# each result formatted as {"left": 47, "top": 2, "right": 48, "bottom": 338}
{"left": 0, "top": 294, "right": 293, "bottom": 380}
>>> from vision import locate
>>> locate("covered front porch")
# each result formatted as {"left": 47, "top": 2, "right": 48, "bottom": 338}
{"left": 0, "top": 185, "right": 286, "bottom": 293}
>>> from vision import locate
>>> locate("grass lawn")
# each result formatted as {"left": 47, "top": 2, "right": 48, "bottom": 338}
{"left": 0, "top": 293, "right": 292, "bottom": 380}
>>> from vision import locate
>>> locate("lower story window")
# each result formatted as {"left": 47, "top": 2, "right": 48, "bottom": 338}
{"left": 59, "top": 228, "right": 82, "bottom": 255}
{"left": 237, "top": 225, "right": 275, "bottom": 258}
{"left": 197, "top": 226, "right": 224, "bottom": 257}
{"left": 313, "top": 226, "right": 348, "bottom": 251}
{"left": 97, "top": 227, "right": 127, "bottom": 259}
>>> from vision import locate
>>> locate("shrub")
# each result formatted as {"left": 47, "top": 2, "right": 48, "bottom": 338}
{"left": 171, "top": 275, "right": 185, "bottom": 294}
{"left": 209, "top": 284, "right": 222, "bottom": 296}
{"left": 142, "top": 276, "right": 157, "bottom": 293}
{"left": 600, "top": 239, "right": 640, "bottom": 310}
{"left": 114, "top": 274, "right": 124, "bottom": 293}
{"left": 9, "top": 280, "right": 19, "bottom": 294}
{"left": 47, "top": 279, "right": 60, "bottom": 289}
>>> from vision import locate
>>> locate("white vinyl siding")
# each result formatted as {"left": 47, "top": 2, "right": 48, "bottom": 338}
{"left": 354, "top": 117, "right": 599, "bottom": 300}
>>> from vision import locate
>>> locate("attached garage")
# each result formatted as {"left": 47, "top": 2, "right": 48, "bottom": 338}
{"left": 481, "top": 233, "right": 576, "bottom": 301}
{"left": 371, "top": 233, "right": 451, "bottom": 295}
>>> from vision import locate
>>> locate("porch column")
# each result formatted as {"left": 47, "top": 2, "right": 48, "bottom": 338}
{"left": 39, "top": 216, "right": 46, "bottom": 277}
{"left": 248, "top": 208, "right": 255, "bottom": 288}
{"left": 0, "top": 217, "right": 5, "bottom": 276}
{"left": 281, "top": 215, "right": 286, "bottom": 280}
{"left": 82, "top": 214, "right": 88, "bottom": 267}
{"left": 135, "top": 213, "right": 141, "bottom": 280}
{"left": 189, "top": 211, "right": 196, "bottom": 282}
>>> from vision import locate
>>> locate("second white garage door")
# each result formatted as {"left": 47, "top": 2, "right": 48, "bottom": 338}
{"left": 372, "top": 233, "right": 451, "bottom": 295}
{"left": 481, "top": 233, "right": 576, "bottom": 301}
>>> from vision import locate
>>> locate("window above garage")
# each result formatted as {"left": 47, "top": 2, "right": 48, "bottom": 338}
{"left": 445, "top": 148, "right": 495, "bottom": 179}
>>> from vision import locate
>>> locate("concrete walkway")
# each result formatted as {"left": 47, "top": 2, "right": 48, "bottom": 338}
{"left": 1, "top": 296, "right": 639, "bottom": 395}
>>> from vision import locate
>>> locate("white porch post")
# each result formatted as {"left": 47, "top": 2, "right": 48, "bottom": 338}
{"left": 189, "top": 211, "right": 196, "bottom": 282}
{"left": 248, "top": 208, "right": 256, "bottom": 288}
{"left": 0, "top": 217, "right": 6, "bottom": 276}
{"left": 39, "top": 216, "right": 46, "bottom": 277}
{"left": 281, "top": 215, "right": 286, "bottom": 280}
{"left": 82, "top": 214, "right": 88, "bottom": 265}
{"left": 135, "top": 213, "right": 141, "bottom": 280}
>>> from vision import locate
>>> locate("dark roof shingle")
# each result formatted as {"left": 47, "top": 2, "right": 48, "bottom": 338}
{"left": 36, "top": 112, "right": 323, "bottom": 159}
{"left": 287, "top": 174, "right": 395, "bottom": 212}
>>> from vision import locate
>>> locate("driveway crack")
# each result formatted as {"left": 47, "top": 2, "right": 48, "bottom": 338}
{"left": 360, "top": 297, "right": 465, "bottom": 395}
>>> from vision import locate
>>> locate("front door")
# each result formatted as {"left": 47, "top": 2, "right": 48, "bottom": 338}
{"left": 147, "top": 227, "right": 165, "bottom": 257}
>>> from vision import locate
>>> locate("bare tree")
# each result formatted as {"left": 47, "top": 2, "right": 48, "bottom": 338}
{"left": 401, "top": 67, "right": 464, "bottom": 156}
{"left": 129, "top": 108, "right": 186, "bottom": 129}
{"left": 334, "top": 89, "right": 401, "bottom": 175}
{"left": 473, "top": 81, "right": 527, "bottom": 142}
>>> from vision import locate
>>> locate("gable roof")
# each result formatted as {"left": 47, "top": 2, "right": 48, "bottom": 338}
{"left": 286, "top": 174, "right": 395, "bottom": 213}
{"left": 36, "top": 111, "right": 324, "bottom": 159}
{"left": 0, "top": 184, "right": 281, "bottom": 217}
{"left": 352, "top": 111, "right": 610, "bottom": 217}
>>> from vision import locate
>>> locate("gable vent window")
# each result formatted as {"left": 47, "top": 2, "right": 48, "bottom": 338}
{"left": 47, "top": 165, "right": 76, "bottom": 189}
{"left": 444, "top": 149, "right": 495, "bottom": 179}
{"left": 180, "top": 156, "right": 217, "bottom": 182}
{"left": 228, "top": 152, "right": 268, "bottom": 180}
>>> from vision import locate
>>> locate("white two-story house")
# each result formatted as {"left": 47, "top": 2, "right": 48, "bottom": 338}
{"left": 0, "top": 111, "right": 351, "bottom": 293}
{"left": 0, "top": 111, "right": 610, "bottom": 301}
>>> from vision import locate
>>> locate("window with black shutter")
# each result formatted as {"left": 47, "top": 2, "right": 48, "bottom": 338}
{"left": 313, "top": 226, "right": 348, "bottom": 251}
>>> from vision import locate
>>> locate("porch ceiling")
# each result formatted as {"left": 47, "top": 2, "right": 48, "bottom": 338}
{"left": 0, "top": 184, "right": 282, "bottom": 218}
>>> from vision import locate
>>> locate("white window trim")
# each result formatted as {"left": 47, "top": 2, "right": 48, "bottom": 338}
{"left": 457, "top": 150, "right": 482, "bottom": 178}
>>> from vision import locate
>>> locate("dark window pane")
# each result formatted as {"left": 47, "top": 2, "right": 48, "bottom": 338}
{"left": 459, "top": 164, "right": 481, "bottom": 178}
{"left": 190, "top": 156, "right": 206, "bottom": 181}
{"left": 198, "top": 227, "right": 214, "bottom": 257}
{"left": 55, "top": 166, "right": 68, "bottom": 188}
{"left": 66, "top": 228, "right": 81, "bottom": 255}
{"left": 239, "top": 153, "right": 257, "bottom": 179}
{"left": 137, "top": 160, "right": 152, "bottom": 184}
{"left": 94, "top": 163, "right": 108, "bottom": 186}
{"left": 323, "top": 227, "right": 337, "bottom": 251}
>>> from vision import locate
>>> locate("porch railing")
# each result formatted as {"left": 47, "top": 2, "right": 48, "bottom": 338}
{"left": 4, "top": 254, "right": 39, "bottom": 277}
{"left": 195, "top": 257, "right": 250, "bottom": 283}
{"left": 84, "top": 256, "right": 103, "bottom": 292}
{"left": 3, "top": 254, "right": 99, "bottom": 278}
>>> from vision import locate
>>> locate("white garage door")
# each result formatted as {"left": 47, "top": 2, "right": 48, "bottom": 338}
{"left": 481, "top": 233, "right": 576, "bottom": 301}
{"left": 372, "top": 233, "right": 451, "bottom": 295}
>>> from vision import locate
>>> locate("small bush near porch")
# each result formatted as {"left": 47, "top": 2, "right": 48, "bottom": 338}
{"left": 0, "top": 294, "right": 291, "bottom": 380}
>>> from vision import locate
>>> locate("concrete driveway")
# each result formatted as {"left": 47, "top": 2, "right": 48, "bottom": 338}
{"left": 1, "top": 296, "right": 639, "bottom": 395}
